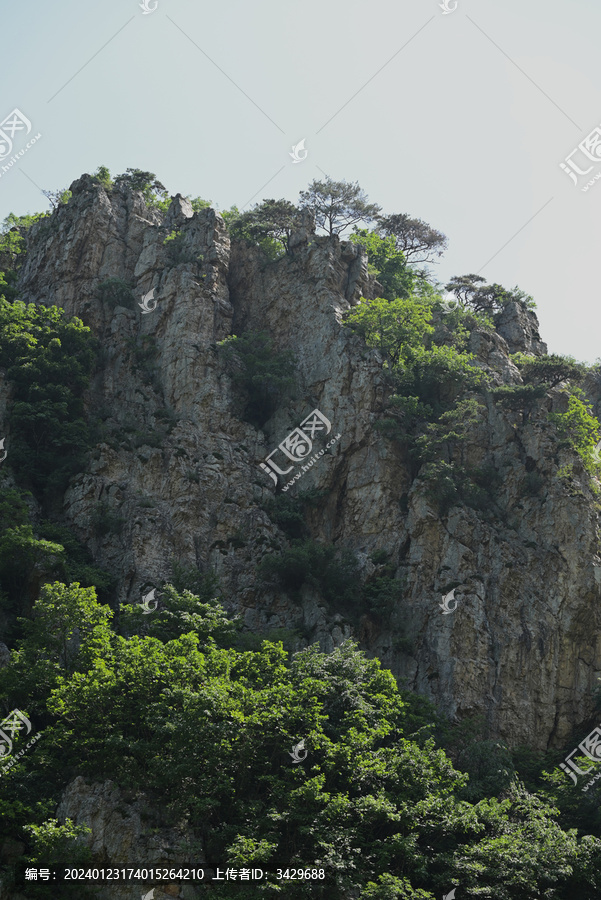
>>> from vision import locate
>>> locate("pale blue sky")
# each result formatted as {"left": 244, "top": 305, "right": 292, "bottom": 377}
{"left": 1, "top": 0, "right": 600, "bottom": 361}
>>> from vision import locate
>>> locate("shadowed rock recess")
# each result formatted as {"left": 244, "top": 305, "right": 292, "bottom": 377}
{"left": 3, "top": 173, "right": 601, "bottom": 898}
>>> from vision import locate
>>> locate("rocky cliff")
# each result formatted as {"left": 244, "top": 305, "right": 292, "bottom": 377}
{"left": 10, "top": 171, "right": 601, "bottom": 766}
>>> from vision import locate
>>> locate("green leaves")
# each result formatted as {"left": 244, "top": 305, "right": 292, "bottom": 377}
{"left": 0, "top": 298, "right": 98, "bottom": 502}
{"left": 548, "top": 387, "right": 600, "bottom": 473}
{"left": 1, "top": 581, "right": 601, "bottom": 895}
{"left": 349, "top": 230, "right": 415, "bottom": 301}
{"left": 218, "top": 331, "right": 296, "bottom": 429}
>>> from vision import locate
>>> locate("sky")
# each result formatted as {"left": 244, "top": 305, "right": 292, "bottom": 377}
{"left": 1, "top": 0, "right": 600, "bottom": 361}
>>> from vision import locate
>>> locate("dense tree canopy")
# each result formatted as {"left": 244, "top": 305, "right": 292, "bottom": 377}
{"left": 2, "top": 581, "right": 601, "bottom": 898}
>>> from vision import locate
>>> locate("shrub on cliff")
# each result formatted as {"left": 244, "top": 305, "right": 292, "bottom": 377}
{"left": 227, "top": 198, "right": 302, "bottom": 256}
{"left": 299, "top": 177, "right": 381, "bottom": 237}
{"left": 349, "top": 229, "right": 415, "bottom": 301}
{"left": 0, "top": 298, "right": 98, "bottom": 504}
{"left": 218, "top": 331, "right": 296, "bottom": 429}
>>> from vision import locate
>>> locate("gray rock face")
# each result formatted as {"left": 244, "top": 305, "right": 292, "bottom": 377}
{"left": 0, "top": 643, "right": 10, "bottom": 668}
{"left": 494, "top": 300, "right": 547, "bottom": 356}
{"left": 55, "top": 777, "right": 203, "bottom": 900}
{"left": 10, "top": 178, "right": 601, "bottom": 758}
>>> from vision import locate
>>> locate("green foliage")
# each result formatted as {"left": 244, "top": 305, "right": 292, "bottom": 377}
{"left": 259, "top": 538, "right": 361, "bottom": 607}
{"left": 349, "top": 229, "right": 414, "bottom": 301}
{"left": 0, "top": 488, "right": 113, "bottom": 641}
{"left": 420, "top": 460, "right": 459, "bottom": 515}
{"left": 169, "top": 560, "right": 221, "bottom": 599}
{"left": 95, "top": 276, "right": 135, "bottom": 309}
{"left": 114, "top": 168, "right": 169, "bottom": 210}
{"left": 376, "top": 212, "right": 447, "bottom": 267}
{"left": 90, "top": 501, "right": 124, "bottom": 537}
{"left": 227, "top": 198, "right": 301, "bottom": 256}
{"left": 1, "top": 584, "right": 599, "bottom": 897}
{"left": 260, "top": 489, "right": 327, "bottom": 540}
{"left": 218, "top": 332, "right": 296, "bottom": 428}
{"left": 258, "top": 539, "right": 402, "bottom": 623}
{"left": 414, "top": 398, "right": 482, "bottom": 464}
{"left": 396, "top": 344, "right": 485, "bottom": 415}
{"left": 345, "top": 296, "right": 434, "bottom": 370}
{"left": 3, "top": 581, "right": 114, "bottom": 704}
{"left": 446, "top": 275, "right": 536, "bottom": 314}
{"left": 91, "top": 165, "right": 113, "bottom": 189}
{"left": 188, "top": 196, "right": 212, "bottom": 212}
{"left": 0, "top": 299, "right": 98, "bottom": 501}
{"left": 548, "top": 387, "right": 601, "bottom": 473}
{"left": 119, "top": 583, "right": 238, "bottom": 645}
{"left": 38, "top": 521, "right": 114, "bottom": 603}
{"left": 0, "top": 525, "right": 64, "bottom": 627}
{"left": 220, "top": 205, "right": 241, "bottom": 226}
{"left": 491, "top": 383, "right": 547, "bottom": 409}
{"left": 20, "top": 819, "right": 93, "bottom": 898}
{"left": 420, "top": 456, "right": 502, "bottom": 516}
{"left": 162, "top": 228, "right": 204, "bottom": 266}
{"left": 299, "top": 177, "right": 381, "bottom": 236}
{"left": 433, "top": 294, "right": 494, "bottom": 335}
{"left": 42, "top": 188, "right": 72, "bottom": 210}
{"left": 0, "top": 212, "right": 50, "bottom": 302}
{"left": 515, "top": 353, "right": 587, "bottom": 388}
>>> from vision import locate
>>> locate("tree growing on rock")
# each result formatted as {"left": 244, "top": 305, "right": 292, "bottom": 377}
{"left": 376, "top": 212, "right": 448, "bottom": 266}
{"left": 227, "top": 199, "right": 302, "bottom": 254}
{"left": 298, "top": 177, "right": 381, "bottom": 236}
{"left": 445, "top": 275, "right": 535, "bottom": 316}
{"left": 114, "top": 168, "right": 169, "bottom": 209}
